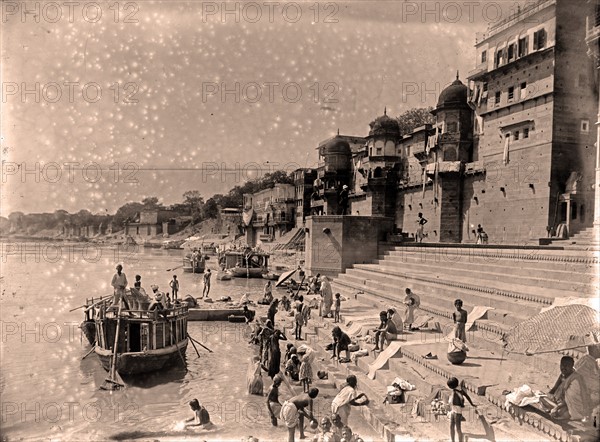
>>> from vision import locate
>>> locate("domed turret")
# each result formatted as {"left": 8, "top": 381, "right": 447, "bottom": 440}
{"left": 320, "top": 135, "right": 351, "bottom": 172}
{"left": 368, "top": 108, "right": 400, "bottom": 138}
{"left": 322, "top": 137, "right": 351, "bottom": 156}
{"left": 435, "top": 73, "right": 468, "bottom": 110}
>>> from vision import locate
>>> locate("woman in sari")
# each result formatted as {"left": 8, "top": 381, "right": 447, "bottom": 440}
{"left": 320, "top": 276, "right": 333, "bottom": 318}
{"left": 268, "top": 329, "right": 287, "bottom": 379}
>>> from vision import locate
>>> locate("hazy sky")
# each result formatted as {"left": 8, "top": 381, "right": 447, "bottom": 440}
{"left": 1, "top": 0, "right": 527, "bottom": 216}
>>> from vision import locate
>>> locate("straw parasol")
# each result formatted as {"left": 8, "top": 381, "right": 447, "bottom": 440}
{"left": 502, "top": 304, "right": 600, "bottom": 356}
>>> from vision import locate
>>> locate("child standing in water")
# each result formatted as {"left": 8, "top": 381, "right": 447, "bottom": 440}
{"left": 299, "top": 354, "right": 313, "bottom": 393}
{"left": 447, "top": 377, "right": 476, "bottom": 442}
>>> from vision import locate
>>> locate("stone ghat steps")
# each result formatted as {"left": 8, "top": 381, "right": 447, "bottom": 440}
{"left": 305, "top": 320, "right": 557, "bottom": 442}
{"left": 331, "top": 277, "right": 585, "bottom": 367}
{"left": 383, "top": 250, "right": 597, "bottom": 291}
{"left": 332, "top": 277, "right": 509, "bottom": 338}
{"left": 351, "top": 263, "right": 552, "bottom": 311}
{"left": 339, "top": 268, "right": 543, "bottom": 329}
{"left": 359, "top": 260, "right": 562, "bottom": 306}
{"left": 390, "top": 244, "right": 599, "bottom": 265}
{"left": 383, "top": 251, "right": 597, "bottom": 290}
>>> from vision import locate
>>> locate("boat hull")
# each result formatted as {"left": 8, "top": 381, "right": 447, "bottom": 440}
{"left": 183, "top": 265, "right": 205, "bottom": 273}
{"left": 216, "top": 271, "right": 232, "bottom": 281}
{"left": 262, "top": 272, "right": 280, "bottom": 280}
{"left": 229, "top": 267, "right": 265, "bottom": 278}
{"left": 80, "top": 320, "right": 96, "bottom": 345}
{"left": 188, "top": 308, "right": 254, "bottom": 321}
{"left": 95, "top": 339, "right": 188, "bottom": 375}
{"left": 183, "top": 258, "right": 206, "bottom": 273}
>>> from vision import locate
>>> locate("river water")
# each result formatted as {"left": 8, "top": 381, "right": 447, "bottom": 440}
{"left": 0, "top": 242, "right": 285, "bottom": 441}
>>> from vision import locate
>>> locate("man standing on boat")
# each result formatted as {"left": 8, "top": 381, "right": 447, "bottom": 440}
{"left": 110, "top": 264, "right": 130, "bottom": 310}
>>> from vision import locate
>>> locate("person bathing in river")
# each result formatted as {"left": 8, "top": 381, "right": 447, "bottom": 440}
{"left": 267, "top": 299, "right": 279, "bottom": 325}
{"left": 280, "top": 388, "right": 319, "bottom": 442}
{"left": 267, "top": 374, "right": 283, "bottom": 426}
{"left": 185, "top": 399, "right": 211, "bottom": 429}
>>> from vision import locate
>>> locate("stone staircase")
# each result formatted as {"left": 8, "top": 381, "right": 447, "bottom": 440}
{"left": 333, "top": 245, "right": 596, "bottom": 332}
{"left": 304, "top": 243, "right": 600, "bottom": 441}
{"left": 547, "top": 226, "right": 600, "bottom": 250}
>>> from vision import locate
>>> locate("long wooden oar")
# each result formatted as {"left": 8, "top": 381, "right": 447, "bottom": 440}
{"left": 524, "top": 344, "right": 591, "bottom": 356}
{"left": 169, "top": 325, "right": 187, "bottom": 370}
{"left": 166, "top": 264, "right": 184, "bottom": 272}
{"left": 70, "top": 295, "right": 111, "bottom": 312}
{"left": 84, "top": 297, "right": 112, "bottom": 312}
{"left": 187, "top": 334, "right": 201, "bottom": 358}
{"left": 101, "top": 299, "right": 125, "bottom": 390}
{"left": 188, "top": 335, "right": 213, "bottom": 353}
{"left": 81, "top": 342, "right": 96, "bottom": 360}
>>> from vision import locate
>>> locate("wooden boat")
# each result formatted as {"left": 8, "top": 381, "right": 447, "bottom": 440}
{"left": 162, "top": 239, "right": 185, "bottom": 249}
{"left": 188, "top": 307, "right": 255, "bottom": 321}
{"left": 83, "top": 293, "right": 189, "bottom": 375}
{"left": 218, "top": 248, "right": 269, "bottom": 278}
{"left": 262, "top": 272, "right": 280, "bottom": 280}
{"left": 183, "top": 252, "right": 207, "bottom": 273}
{"left": 216, "top": 270, "right": 233, "bottom": 281}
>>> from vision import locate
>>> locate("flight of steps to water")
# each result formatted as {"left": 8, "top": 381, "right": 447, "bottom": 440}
{"left": 305, "top": 244, "right": 599, "bottom": 441}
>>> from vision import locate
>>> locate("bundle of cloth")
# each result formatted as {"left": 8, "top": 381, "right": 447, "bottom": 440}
{"left": 503, "top": 385, "right": 544, "bottom": 409}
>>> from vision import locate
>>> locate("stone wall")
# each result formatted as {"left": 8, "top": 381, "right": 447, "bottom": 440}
{"left": 552, "top": 0, "right": 597, "bottom": 233}
{"left": 396, "top": 185, "right": 440, "bottom": 241}
{"left": 304, "top": 215, "right": 394, "bottom": 278}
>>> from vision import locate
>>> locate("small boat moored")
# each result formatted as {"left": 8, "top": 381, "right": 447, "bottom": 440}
{"left": 183, "top": 250, "right": 207, "bottom": 273}
{"left": 218, "top": 247, "right": 269, "bottom": 278}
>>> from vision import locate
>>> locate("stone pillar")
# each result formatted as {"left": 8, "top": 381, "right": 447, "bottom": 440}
{"left": 305, "top": 215, "right": 394, "bottom": 277}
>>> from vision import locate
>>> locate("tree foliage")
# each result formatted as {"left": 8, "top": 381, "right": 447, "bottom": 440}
{"left": 396, "top": 107, "right": 435, "bottom": 135}
{"left": 183, "top": 190, "right": 204, "bottom": 223}
{"left": 2, "top": 169, "right": 297, "bottom": 235}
